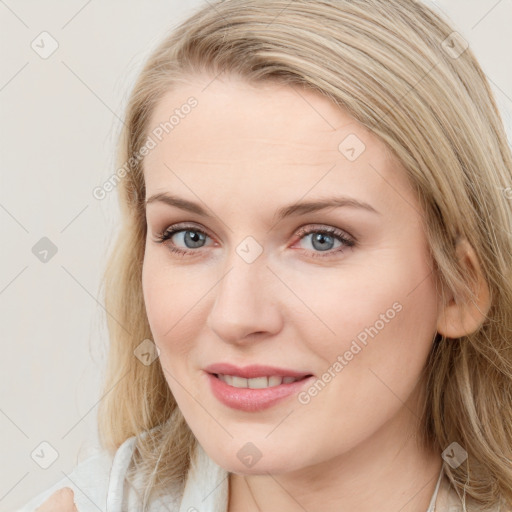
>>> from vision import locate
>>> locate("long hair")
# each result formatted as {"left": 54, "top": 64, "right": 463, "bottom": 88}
{"left": 96, "top": 0, "right": 512, "bottom": 508}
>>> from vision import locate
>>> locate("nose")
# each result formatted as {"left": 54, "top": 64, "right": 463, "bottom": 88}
{"left": 206, "top": 257, "right": 283, "bottom": 345}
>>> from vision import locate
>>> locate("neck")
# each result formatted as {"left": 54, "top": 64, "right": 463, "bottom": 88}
{"left": 228, "top": 399, "right": 442, "bottom": 512}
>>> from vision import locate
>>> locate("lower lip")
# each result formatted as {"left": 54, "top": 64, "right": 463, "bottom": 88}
{"left": 206, "top": 373, "right": 314, "bottom": 412}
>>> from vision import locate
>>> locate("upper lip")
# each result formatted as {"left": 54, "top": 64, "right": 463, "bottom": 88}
{"left": 204, "top": 363, "right": 313, "bottom": 379}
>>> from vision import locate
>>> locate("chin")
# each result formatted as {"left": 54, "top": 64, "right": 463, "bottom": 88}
{"left": 204, "top": 444, "right": 305, "bottom": 475}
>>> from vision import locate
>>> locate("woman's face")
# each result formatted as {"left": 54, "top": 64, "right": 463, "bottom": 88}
{"left": 142, "top": 74, "right": 441, "bottom": 474}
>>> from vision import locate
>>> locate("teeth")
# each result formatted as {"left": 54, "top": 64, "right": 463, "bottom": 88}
{"left": 268, "top": 376, "right": 283, "bottom": 387}
{"left": 223, "top": 374, "right": 234, "bottom": 386}
{"left": 247, "top": 376, "right": 269, "bottom": 389}
{"left": 217, "top": 374, "right": 301, "bottom": 388}
{"left": 232, "top": 376, "right": 248, "bottom": 388}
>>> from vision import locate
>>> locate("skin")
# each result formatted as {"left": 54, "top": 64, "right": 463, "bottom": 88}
{"left": 141, "top": 73, "right": 489, "bottom": 512}
{"left": 36, "top": 487, "right": 77, "bottom": 512}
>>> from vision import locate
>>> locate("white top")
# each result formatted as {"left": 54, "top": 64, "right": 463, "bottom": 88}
{"left": 17, "top": 433, "right": 498, "bottom": 511}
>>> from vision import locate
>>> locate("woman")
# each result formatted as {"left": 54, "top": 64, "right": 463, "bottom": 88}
{"left": 22, "top": 0, "right": 512, "bottom": 510}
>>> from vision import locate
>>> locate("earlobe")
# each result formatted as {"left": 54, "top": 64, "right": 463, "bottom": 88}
{"left": 436, "top": 238, "right": 492, "bottom": 339}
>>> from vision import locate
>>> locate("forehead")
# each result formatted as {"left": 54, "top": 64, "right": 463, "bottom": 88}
{"left": 142, "top": 75, "right": 415, "bottom": 216}
{"left": 149, "top": 77, "right": 375, "bottom": 150}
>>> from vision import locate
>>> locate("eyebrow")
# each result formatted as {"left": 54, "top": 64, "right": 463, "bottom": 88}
{"left": 145, "top": 192, "right": 380, "bottom": 222}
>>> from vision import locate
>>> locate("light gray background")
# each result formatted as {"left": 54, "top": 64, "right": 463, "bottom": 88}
{"left": 1, "top": 1, "right": 511, "bottom": 510}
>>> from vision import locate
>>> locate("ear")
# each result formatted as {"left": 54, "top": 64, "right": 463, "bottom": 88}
{"left": 436, "top": 238, "right": 492, "bottom": 338}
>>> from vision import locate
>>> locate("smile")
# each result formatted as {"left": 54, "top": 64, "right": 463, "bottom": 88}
{"left": 206, "top": 372, "right": 315, "bottom": 412}
{"left": 215, "top": 374, "right": 306, "bottom": 388}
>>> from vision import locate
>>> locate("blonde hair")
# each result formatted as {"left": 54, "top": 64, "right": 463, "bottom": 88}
{"left": 97, "top": 0, "right": 512, "bottom": 508}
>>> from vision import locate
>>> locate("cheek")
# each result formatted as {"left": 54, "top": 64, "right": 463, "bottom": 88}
{"left": 289, "top": 256, "right": 438, "bottom": 448}
{"left": 142, "top": 253, "right": 168, "bottom": 340}
{"left": 290, "top": 248, "right": 438, "bottom": 376}
{"left": 141, "top": 249, "right": 201, "bottom": 358}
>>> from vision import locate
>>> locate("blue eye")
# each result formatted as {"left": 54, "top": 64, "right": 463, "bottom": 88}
{"left": 153, "top": 223, "right": 355, "bottom": 258}
{"left": 153, "top": 225, "right": 211, "bottom": 256}
{"left": 293, "top": 225, "right": 355, "bottom": 258}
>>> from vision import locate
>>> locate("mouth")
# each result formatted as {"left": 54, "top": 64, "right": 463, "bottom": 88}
{"left": 211, "top": 373, "right": 313, "bottom": 389}
{"left": 204, "top": 362, "right": 313, "bottom": 380}
{"left": 205, "top": 370, "right": 315, "bottom": 412}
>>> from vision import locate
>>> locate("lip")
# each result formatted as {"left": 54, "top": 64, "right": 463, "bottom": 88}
{"left": 203, "top": 363, "right": 314, "bottom": 412}
{"left": 204, "top": 362, "right": 312, "bottom": 379}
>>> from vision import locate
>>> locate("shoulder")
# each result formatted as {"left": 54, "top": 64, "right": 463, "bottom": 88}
{"left": 17, "top": 436, "right": 137, "bottom": 512}
{"left": 17, "top": 434, "right": 228, "bottom": 512}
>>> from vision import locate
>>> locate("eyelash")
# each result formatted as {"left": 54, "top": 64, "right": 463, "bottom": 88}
{"left": 153, "top": 224, "right": 356, "bottom": 259}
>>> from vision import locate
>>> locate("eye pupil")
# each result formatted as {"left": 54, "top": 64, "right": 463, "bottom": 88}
{"left": 184, "top": 230, "right": 206, "bottom": 248}
{"left": 312, "top": 233, "right": 334, "bottom": 251}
